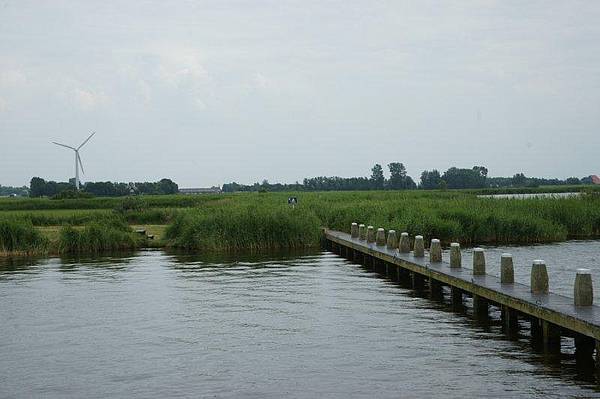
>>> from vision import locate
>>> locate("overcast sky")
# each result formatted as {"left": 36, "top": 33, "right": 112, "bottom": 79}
{"left": 1, "top": 1, "right": 599, "bottom": 187}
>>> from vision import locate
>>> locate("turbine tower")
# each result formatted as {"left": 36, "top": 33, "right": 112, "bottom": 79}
{"left": 52, "top": 132, "right": 95, "bottom": 190}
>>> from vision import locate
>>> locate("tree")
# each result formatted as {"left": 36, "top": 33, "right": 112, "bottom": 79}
{"left": 441, "top": 166, "right": 488, "bottom": 189}
{"left": 387, "top": 162, "right": 405, "bottom": 189}
{"left": 387, "top": 162, "right": 416, "bottom": 190}
{"left": 370, "top": 164, "right": 385, "bottom": 189}
{"left": 0, "top": 185, "right": 28, "bottom": 196}
{"left": 29, "top": 177, "right": 179, "bottom": 197}
{"left": 84, "top": 181, "right": 131, "bottom": 196}
{"left": 29, "top": 177, "right": 46, "bottom": 197}
{"left": 420, "top": 170, "right": 441, "bottom": 189}
{"left": 158, "top": 178, "right": 179, "bottom": 194}
{"left": 511, "top": 173, "right": 527, "bottom": 187}
{"left": 29, "top": 177, "right": 70, "bottom": 197}
{"left": 473, "top": 166, "right": 488, "bottom": 178}
{"left": 222, "top": 182, "right": 244, "bottom": 192}
{"left": 565, "top": 177, "right": 581, "bottom": 185}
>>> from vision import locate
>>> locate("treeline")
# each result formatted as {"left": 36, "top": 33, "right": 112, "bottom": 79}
{"left": 223, "top": 163, "right": 596, "bottom": 192}
{"left": 29, "top": 177, "right": 179, "bottom": 198}
{"left": 223, "top": 162, "right": 416, "bottom": 192}
{"left": 488, "top": 173, "right": 588, "bottom": 188}
{"left": 0, "top": 185, "right": 29, "bottom": 197}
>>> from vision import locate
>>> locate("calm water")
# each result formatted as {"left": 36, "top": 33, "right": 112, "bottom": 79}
{"left": 477, "top": 192, "right": 582, "bottom": 199}
{"left": 2, "top": 242, "right": 600, "bottom": 398}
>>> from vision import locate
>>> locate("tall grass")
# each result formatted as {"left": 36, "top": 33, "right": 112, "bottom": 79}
{"left": 4, "top": 190, "right": 600, "bottom": 253}
{"left": 304, "top": 193, "right": 588, "bottom": 245}
{"left": 466, "top": 184, "right": 600, "bottom": 195}
{"left": 165, "top": 205, "right": 322, "bottom": 251}
{"left": 0, "top": 208, "right": 177, "bottom": 226}
{"left": 0, "top": 194, "right": 225, "bottom": 211}
{"left": 168, "top": 191, "right": 600, "bottom": 248}
{"left": 163, "top": 191, "right": 600, "bottom": 250}
{"left": 58, "top": 219, "right": 142, "bottom": 253}
{"left": 0, "top": 219, "right": 48, "bottom": 254}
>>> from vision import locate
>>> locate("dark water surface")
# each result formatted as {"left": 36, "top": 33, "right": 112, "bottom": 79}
{"left": 2, "top": 243, "right": 600, "bottom": 398}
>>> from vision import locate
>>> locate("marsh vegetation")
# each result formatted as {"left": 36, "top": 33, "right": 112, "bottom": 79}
{"left": 1, "top": 189, "right": 600, "bottom": 254}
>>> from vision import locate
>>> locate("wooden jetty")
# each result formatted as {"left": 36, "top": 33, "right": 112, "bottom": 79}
{"left": 324, "top": 225, "right": 600, "bottom": 368}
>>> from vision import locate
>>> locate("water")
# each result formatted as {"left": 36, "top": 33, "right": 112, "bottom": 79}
{"left": 459, "top": 240, "right": 600, "bottom": 301}
{"left": 1, "top": 243, "right": 600, "bottom": 398}
{"left": 477, "top": 192, "right": 581, "bottom": 199}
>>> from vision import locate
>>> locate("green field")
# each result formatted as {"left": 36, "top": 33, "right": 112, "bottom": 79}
{"left": 2, "top": 189, "right": 600, "bottom": 255}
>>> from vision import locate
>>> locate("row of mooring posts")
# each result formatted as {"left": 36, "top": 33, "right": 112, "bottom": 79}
{"left": 341, "top": 222, "right": 598, "bottom": 367}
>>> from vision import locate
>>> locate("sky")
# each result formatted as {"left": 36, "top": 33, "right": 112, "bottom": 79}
{"left": 1, "top": 1, "right": 599, "bottom": 187}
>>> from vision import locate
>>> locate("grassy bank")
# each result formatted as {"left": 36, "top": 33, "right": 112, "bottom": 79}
{"left": 58, "top": 219, "right": 143, "bottom": 253}
{"left": 0, "top": 194, "right": 225, "bottom": 211}
{"left": 165, "top": 205, "right": 321, "bottom": 251}
{"left": 162, "top": 191, "right": 600, "bottom": 250}
{"left": 2, "top": 190, "right": 600, "bottom": 255}
{"left": 0, "top": 219, "right": 49, "bottom": 255}
{"left": 467, "top": 184, "right": 600, "bottom": 195}
{"left": 305, "top": 191, "right": 600, "bottom": 245}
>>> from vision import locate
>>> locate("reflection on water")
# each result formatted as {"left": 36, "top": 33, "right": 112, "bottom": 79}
{"left": 1, "top": 244, "right": 600, "bottom": 398}
{"left": 164, "top": 247, "right": 322, "bottom": 267}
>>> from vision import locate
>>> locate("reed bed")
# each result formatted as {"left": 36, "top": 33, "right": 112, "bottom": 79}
{"left": 0, "top": 219, "right": 48, "bottom": 255}
{"left": 163, "top": 191, "right": 600, "bottom": 250}
{"left": 165, "top": 204, "right": 321, "bottom": 251}
{"left": 58, "top": 219, "right": 142, "bottom": 253}
{"left": 3, "top": 190, "right": 600, "bottom": 254}
{"left": 0, "top": 207, "right": 178, "bottom": 226}
{"left": 0, "top": 194, "right": 225, "bottom": 211}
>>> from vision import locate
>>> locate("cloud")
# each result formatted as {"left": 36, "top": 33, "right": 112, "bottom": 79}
{"left": 252, "top": 72, "right": 271, "bottom": 90}
{"left": 115, "top": 44, "right": 214, "bottom": 109}
{"left": 71, "top": 88, "right": 108, "bottom": 110}
{"left": 0, "top": 69, "right": 27, "bottom": 87}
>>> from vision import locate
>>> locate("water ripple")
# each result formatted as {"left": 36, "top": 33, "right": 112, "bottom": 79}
{"left": 1, "top": 246, "right": 600, "bottom": 398}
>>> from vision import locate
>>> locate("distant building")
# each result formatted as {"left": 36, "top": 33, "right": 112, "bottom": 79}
{"left": 592, "top": 175, "right": 600, "bottom": 185}
{"left": 179, "top": 187, "right": 222, "bottom": 195}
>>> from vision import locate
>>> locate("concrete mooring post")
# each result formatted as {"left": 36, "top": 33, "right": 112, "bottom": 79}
{"left": 399, "top": 232, "right": 411, "bottom": 253}
{"left": 387, "top": 230, "right": 398, "bottom": 250}
{"left": 500, "top": 253, "right": 514, "bottom": 284}
{"left": 413, "top": 235, "right": 425, "bottom": 257}
{"left": 366, "top": 226, "right": 375, "bottom": 243}
{"left": 531, "top": 260, "right": 549, "bottom": 294}
{"left": 470, "top": 247, "right": 487, "bottom": 318}
{"left": 473, "top": 248, "right": 486, "bottom": 275}
{"left": 450, "top": 243, "right": 461, "bottom": 268}
{"left": 358, "top": 224, "right": 367, "bottom": 240}
{"left": 574, "top": 268, "right": 593, "bottom": 306}
{"left": 375, "top": 228, "right": 386, "bottom": 246}
{"left": 528, "top": 260, "right": 557, "bottom": 351}
{"left": 351, "top": 223, "right": 359, "bottom": 239}
{"left": 430, "top": 239, "right": 442, "bottom": 263}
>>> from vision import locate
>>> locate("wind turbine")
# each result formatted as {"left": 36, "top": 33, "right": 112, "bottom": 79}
{"left": 52, "top": 132, "right": 95, "bottom": 190}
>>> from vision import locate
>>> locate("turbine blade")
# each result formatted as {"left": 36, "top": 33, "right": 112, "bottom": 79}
{"left": 52, "top": 142, "right": 76, "bottom": 150}
{"left": 77, "top": 131, "right": 95, "bottom": 150}
{"left": 77, "top": 152, "right": 85, "bottom": 175}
